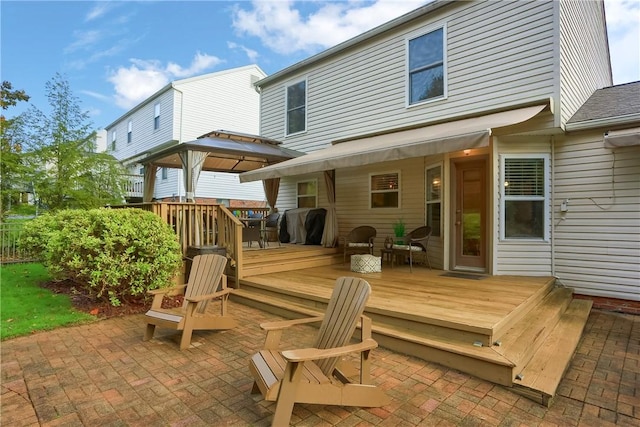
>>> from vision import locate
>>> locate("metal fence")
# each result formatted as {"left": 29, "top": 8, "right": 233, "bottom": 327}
{"left": 0, "top": 222, "right": 36, "bottom": 264}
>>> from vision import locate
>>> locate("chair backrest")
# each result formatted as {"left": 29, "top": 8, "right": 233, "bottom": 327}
{"left": 313, "top": 277, "right": 371, "bottom": 376}
{"left": 265, "top": 212, "right": 280, "bottom": 228}
{"left": 405, "top": 226, "right": 432, "bottom": 250}
{"left": 348, "top": 226, "right": 377, "bottom": 243}
{"left": 184, "top": 254, "right": 228, "bottom": 313}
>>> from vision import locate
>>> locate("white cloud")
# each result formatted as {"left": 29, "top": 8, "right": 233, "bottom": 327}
{"left": 107, "top": 52, "right": 222, "bottom": 109}
{"left": 232, "top": 0, "right": 429, "bottom": 55}
{"left": 228, "top": 41, "right": 260, "bottom": 62}
{"left": 85, "top": 2, "right": 113, "bottom": 22}
{"left": 605, "top": 0, "right": 640, "bottom": 84}
{"left": 65, "top": 29, "right": 103, "bottom": 54}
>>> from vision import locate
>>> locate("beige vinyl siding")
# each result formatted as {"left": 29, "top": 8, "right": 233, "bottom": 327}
{"left": 553, "top": 131, "right": 640, "bottom": 301}
{"left": 175, "top": 66, "right": 264, "bottom": 140}
{"left": 493, "top": 136, "right": 553, "bottom": 276}
{"left": 559, "top": 0, "right": 612, "bottom": 126}
{"left": 259, "top": 0, "right": 556, "bottom": 150}
{"left": 108, "top": 91, "right": 175, "bottom": 163}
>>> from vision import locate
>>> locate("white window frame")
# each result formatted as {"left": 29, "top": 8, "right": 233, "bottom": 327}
{"left": 405, "top": 24, "right": 447, "bottom": 107}
{"left": 369, "top": 171, "right": 401, "bottom": 209}
{"left": 161, "top": 167, "right": 168, "bottom": 180}
{"left": 285, "top": 78, "right": 307, "bottom": 136}
{"left": 153, "top": 103, "right": 160, "bottom": 130}
{"left": 127, "top": 120, "right": 132, "bottom": 144}
{"left": 296, "top": 179, "right": 317, "bottom": 208}
{"left": 111, "top": 131, "right": 116, "bottom": 151}
{"left": 425, "top": 163, "right": 443, "bottom": 237}
{"left": 500, "top": 154, "right": 550, "bottom": 241}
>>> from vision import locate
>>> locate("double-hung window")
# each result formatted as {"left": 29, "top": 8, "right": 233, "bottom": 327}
{"left": 154, "top": 103, "right": 160, "bottom": 130}
{"left": 297, "top": 180, "right": 317, "bottom": 208}
{"left": 407, "top": 26, "right": 446, "bottom": 105}
{"left": 127, "top": 120, "right": 132, "bottom": 144}
{"left": 426, "top": 165, "right": 442, "bottom": 237}
{"left": 370, "top": 172, "right": 400, "bottom": 209}
{"left": 286, "top": 79, "right": 306, "bottom": 135}
{"left": 500, "top": 154, "right": 549, "bottom": 240}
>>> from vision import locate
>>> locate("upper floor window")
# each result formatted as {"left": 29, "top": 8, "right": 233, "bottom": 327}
{"left": 408, "top": 27, "right": 445, "bottom": 105}
{"left": 426, "top": 165, "right": 442, "bottom": 237}
{"left": 111, "top": 131, "right": 116, "bottom": 151}
{"left": 500, "top": 154, "right": 549, "bottom": 240}
{"left": 286, "top": 79, "right": 306, "bottom": 135}
{"left": 127, "top": 120, "right": 132, "bottom": 144}
{"left": 161, "top": 167, "right": 168, "bottom": 180}
{"left": 154, "top": 103, "right": 160, "bottom": 130}
{"left": 370, "top": 172, "right": 400, "bottom": 209}
{"left": 297, "top": 179, "right": 317, "bottom": 208}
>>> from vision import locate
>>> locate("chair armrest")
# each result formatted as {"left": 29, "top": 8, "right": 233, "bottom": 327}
{"left": 184, "top": 287, "right": 233, "bottom": 303}
{"left": 147, "top": 285, "right": 186, "bottom": 296}
{"left": 281, "top": 338, "right": 378, "bottom": 362}
{"left": 260, "top": 316, "right": 324, "bottom": 331}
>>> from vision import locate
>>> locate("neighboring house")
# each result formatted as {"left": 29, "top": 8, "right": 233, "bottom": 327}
{"left": 241, "top": 0, "right": 640, "bottom": 302}
{"left": 105, "top": 65, "right": 267, "bottom": 205}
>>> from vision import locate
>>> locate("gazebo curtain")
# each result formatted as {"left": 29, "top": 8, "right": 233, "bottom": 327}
{"left": 179, "top": 151, "right": 209, "bottom": 202}
{"left": 143, "top": 165, "right": 158, "bottom": 202}
{"left": 321, "top": 170, "right": 338, "bottom": 248}
{"left": 263, "top": 178, "right": 280, "bottom": 213}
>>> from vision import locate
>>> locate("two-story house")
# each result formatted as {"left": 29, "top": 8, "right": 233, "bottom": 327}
{"left": 240, "top": 0, "right": 639, "bottom": 304}
{"left": 105, "top": 64, "right": 267, "bottom": 206}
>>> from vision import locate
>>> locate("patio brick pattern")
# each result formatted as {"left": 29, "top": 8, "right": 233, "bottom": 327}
{"left": 2, "top": 304, "right": 638, "bottom": 426}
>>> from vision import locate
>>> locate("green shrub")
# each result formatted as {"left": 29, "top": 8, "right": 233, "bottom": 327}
{"left": 19, "top": 208, "right": 183, "bottom": 306}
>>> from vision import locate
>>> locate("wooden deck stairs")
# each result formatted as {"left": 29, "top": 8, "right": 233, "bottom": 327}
{"left": 231, "top": 248, "right": 592, "bottom": 407}
{"left": 241, "top": 245, "right": 343, "bottom": 276}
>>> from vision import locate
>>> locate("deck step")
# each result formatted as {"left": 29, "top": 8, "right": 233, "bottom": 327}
{"left": 511, "top": 298, "right": 593, "bottom": 406}
{"left": 232, "top": 287, "right": 517, "bottom": 387}
{"left": 241, "top": 248, "right": 342, "bottom": 276}
{"left": 495, "top": 286, "right": 574, "bottom": 379}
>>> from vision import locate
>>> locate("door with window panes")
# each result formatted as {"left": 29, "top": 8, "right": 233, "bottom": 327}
{"left": 451, "top": 157, "right": 488, "bottom": 271}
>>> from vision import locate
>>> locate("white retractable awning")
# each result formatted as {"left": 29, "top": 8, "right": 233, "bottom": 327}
{"left": 240, "top": 104, "right": 547, "bottom": 182}
{"left": 604, "top": 127, "right": 640, "bottom": 148}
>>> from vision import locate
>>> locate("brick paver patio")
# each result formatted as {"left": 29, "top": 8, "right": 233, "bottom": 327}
{"left": 1, "top": 303, "right": 638, "bottom": 426}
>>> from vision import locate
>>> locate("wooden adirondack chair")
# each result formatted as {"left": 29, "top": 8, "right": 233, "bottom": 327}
{"left": 249, "top": 276, "right": 389, "bottom": 426}
{"left": 143, "top": 254, "right": 236, "bottom": 350}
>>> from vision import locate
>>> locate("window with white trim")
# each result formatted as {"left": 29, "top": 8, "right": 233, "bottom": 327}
{"left": 286, "top": 79, "right": 306, "bottom": 135}
{"left": 370, "top": 172, "right": 400, "bottom": 209}
{"left": 161, "top": 167, "right": 168, "bottom": 180}
{"left": 127, "top": 120, "right": 132, "bottom": 144}
{"left": 426, "top": 165, "right": 442, "bottom": 237}
{"left": 153, "top": 103, "right": 160, "bottom": 130}
{"left": 296, "top": 180, "right": 317, "bottom": 208}
{"left": 500, "top": 154, "right": 549, "bottom": 240}
{"left": 407, "top": 26, "right": 445, "bottom": 105}
{"left": 111, "top": 131, "right": 116, "bottom": 151}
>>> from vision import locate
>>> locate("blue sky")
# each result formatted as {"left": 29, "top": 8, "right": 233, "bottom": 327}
{"left": 2, "top": 0, "right": 639, "bottom": 131}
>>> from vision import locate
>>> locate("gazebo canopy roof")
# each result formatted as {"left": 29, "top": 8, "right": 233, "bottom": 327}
{"left": 141, "top": 130, "right": 304, "bottom": 173}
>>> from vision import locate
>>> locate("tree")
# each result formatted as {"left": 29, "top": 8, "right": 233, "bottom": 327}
{"left": 17, "top": 74, "right": 126, "bottom": 211}
{"left": 0, "top": 81, "right": 30, "bottom": 216}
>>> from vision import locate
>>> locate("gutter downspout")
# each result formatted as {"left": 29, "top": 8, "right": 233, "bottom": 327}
{"left": 174, "top": 85, "right": 185, "bottom": 201}
{"left": 551, "top": 135, "right": 556, "bottom": 278}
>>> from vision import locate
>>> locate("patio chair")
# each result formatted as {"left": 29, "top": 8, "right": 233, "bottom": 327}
{"left": 143, "top": 253, "right": 236, "bottom": 350}
{"left": 392, "top": 225, "right": 432, "bottom": 272}
{"left": 249, "top": 276, "right": 389, "bottom": 426}
{"left": 342, "top": 225, "right": 377, "bottom": 263}
{"left": 261, "top": 212, "right": 281, "bottom": 247}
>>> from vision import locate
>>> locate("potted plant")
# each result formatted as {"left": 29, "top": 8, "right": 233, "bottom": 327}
{"left": 393, "top": 219, "right": 406, "bottom": 244}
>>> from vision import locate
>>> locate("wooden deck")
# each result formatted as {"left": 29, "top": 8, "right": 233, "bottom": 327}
{"left": 230, "top": 244, "right": 592, "bottom": 406}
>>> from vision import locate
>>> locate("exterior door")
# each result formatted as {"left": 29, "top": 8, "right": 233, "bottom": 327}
{"left": 452, "top": 158, "right": 487, "bottom": 271}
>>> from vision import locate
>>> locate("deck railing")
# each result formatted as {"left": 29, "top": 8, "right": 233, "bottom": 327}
{"left": 110, "top": 203, "right": 270, "bottom": 287}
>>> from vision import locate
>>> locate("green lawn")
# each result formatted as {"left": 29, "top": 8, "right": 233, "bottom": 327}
{"left": 1, "top": 263, "right": 95, "bottom": 340}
